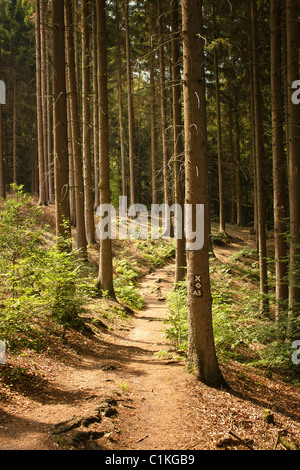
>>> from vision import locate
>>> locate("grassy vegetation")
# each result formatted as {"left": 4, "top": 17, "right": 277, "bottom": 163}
{"left": 165, "top": 243, "right": 300, "bottom": 384}
{"left": 0, "top": 189, "right": 176, "bottom": 355}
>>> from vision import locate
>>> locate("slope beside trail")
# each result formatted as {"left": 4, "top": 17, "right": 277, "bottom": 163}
{"left": 0, "top": 230, "right": 300, "bottom": 451}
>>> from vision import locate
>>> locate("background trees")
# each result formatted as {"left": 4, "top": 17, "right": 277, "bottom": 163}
{"left": 0, "top": 0, "right": 299, "bottom": 382}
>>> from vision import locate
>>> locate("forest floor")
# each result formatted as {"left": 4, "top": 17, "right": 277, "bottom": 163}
{"left": 0, "top": 222, "right": 300, "bottom": 452}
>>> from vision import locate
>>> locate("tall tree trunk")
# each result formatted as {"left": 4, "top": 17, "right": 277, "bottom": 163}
{"left": 35, "top": 0, "right": 47, "bottom": 205}
{"left": 65, "top": 0, "right": 87, "bottom": 256}
{"left": 51, "top": 0, "right": 71, "bottom": 245}
{"left": 96, "top": 0, "right": 115, "bottom": 298}
{"left": 124, "top": 0, "right": 135, "bottom": 207}
{"left": 172, "top": 0, "right": 186, "bottom": 283}
{"left": 248, "top": 14, "right": 258, "bottom": 246}
{"left": 286, "top": 0, "right": 300, "bottom": 324}
{"left": 116, "top": 0, "right": 126, "bottom": 199}
{"left": 270, "top": 0, "right": 288, "bottom": 321}
{"left": 92, "top": 6, "right": 99, "bottom": 211}
{"left": 158, "top": 0, "right": 171, "bottom": 208}
{"left": 40, "top": 0, "right": 49, "bottom": 202}
{"left": 182, "top": 0, "right": 226, "bottom": 387}
{"left": 46, "top": 21, "right": 54, "bottom": 203}
{"left": 234, "top": 92, "right": 242, "bottom": 227}
{"left": 251, "top": 0, "right": 269, "bottom": 314}
{"left": 0, "top": 28, "right": 5, "bottom": 199}
{"left": 212, "top": 5, "right": 225, "bottom": 233}
{"left": 149, "top": 3, "right": 158, "bottom": 205}
{"left": 82, "top": 0, "right": 96, "bottom": 245}
{"left": 12, "top": 67, "right": 17, "bottom": 187}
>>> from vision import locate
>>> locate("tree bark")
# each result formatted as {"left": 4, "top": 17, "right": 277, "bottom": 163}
{"left": 124, "top": 0, "right": 136, "bottom": 207}
{"left": 92, "top": 5, "right": 99, "bottom": 211}
{"left": 149, "top": 3, "right": 158, "bottom": 205}
{"left": 212, "top": 5, "right": 225, "bottom": 233}
{"left": 65, "top": 0, "right": 87, "bottom": 256}
{"left": 116, "top": 0, "right": 126, "bottom": 200}
{"left": 51, "top": 0, "right": 71, "bottom": 245}
{"left": 0, "top": 28, "right": 5, "bottom": 199}
{"left": 286, "top": 0, "right": 300, "bottom": 322}
{"left": 35, "top": 0, "right": 47, "bottom": 205}
{"left": 96, "top": 0, "right": 115, "bottom": 298}
{"left": 81, "top": 0, "right": 96, "bottom": 245}
{"left": 182, "top": 0, "right": 226, "bottom": 387}
{"left": 270, "top": 0, "right": 288, "bottom": 321}
{"left": 158, "top": 0, "right": 171, "bottom": 208}
{"left": 251, "top": 0, "right": 269, "bottom": 314}
{"left": 172, "top": 0, "right": 186, "bottom": 283}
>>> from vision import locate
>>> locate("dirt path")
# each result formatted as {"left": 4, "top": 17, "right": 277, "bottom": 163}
{"left": 1, "top": 253, "right": 300, "bottom": 451}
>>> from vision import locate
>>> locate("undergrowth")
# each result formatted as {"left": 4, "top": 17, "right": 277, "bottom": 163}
{"left": 165, "top": 246, "right": 300, "bottom": 379}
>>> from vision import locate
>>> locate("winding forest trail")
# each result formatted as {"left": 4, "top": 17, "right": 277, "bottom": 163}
{"left": 1, "top": 235, "right": 300, "bottom": 450}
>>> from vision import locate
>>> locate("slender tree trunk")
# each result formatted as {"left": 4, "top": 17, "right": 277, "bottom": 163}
{"left": 46, "top": 22, "right": 54, "bottom": 203}
{"left": 149, "top": 3, "right": 157, "bottom": 205}
{"left": 82, "top": 0, "right": 96, "bottom": 245}
{"left": 270, "top": 0, "right": 288, "bottom": 321}
{"left": 67, "top": 93, "right": 76, "bottom": 227}
{"left": 35, "top": 0, "right": 47, "bottom": 205}
{"left": 234, "top": 93, "right": 242, "bottom": 227}
{"left": 12, "top": 67, "right": 17, "bottom": 187}
{"left": 251, "top": 0, "right": 269, "bottom": 314}
{"left": 158, "top": 0, "right": 171, "bottom": 208}
{"left": 212, "top": 5, "right": 225, "bottom": 233}
{"left": 40, "top": 0, "right": 49, "bottom": 201}
{"left": 286, "top": 0, "right": 300, "bottom": 323}
{"left": 115, "top": 0, "right": 126, "bottom": 200}
{"left": 65, "top": 0, "right": 87, "bottom": 256}
{"left": 124, "top": 0, "right": 136, "bottom": 207}
{"left": 182, "top": 0, "right": 226, "bottom": 387}
{"left": 0, "top": 29, "right": 5, "bottom": 199}
{"left": 248, "top": 14, "right": 258, "bottom": 245}
{"left": 96, "top": 0, "right": 115, "bottom": 298}
{"left": 92, "top": 6, "right": 99, "bottom": 211}
{"left": 172, "top": 0, "right": 186, "bottom": 283}
{"left": 51, "top": 0, "right": 71, "bottom": 245}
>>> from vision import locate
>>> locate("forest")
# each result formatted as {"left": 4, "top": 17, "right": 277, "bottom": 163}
{"left": 0, "top": 0, "right": 300, "bottom": 453}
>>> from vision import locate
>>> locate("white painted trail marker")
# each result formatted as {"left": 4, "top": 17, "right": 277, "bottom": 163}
{"left": 0, "top": 80, "right": 6, "bottom": 105}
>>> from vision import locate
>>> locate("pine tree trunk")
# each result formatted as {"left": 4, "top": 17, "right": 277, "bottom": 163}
{"left": 116, "top": 0, "right": 126, "bottom": 200}
{"left": 172, "top": 0, "right": 186, "bottom": 283}
{"left": 96, "top": 0, "right": 115, "bottom": 298}
{"left": 65, "top": 0, "right": 87, "bottom": 256}
{"left": 51, "top": 0, "right": 71, "bottom": 245}
{"left": 149, "top": 6, "right": 158, "bottom": 206}
{"left": 12, "top": 67, "right": 17, "bottom": 187}
{"left": 182, "top": 0, "right": 226, "bottom": 388}
{"left": 251, "top": 0, "right": 269, "bottom": 314}
{"left": 124, "top": 0, "right": 136, "bottom": 207}
{"left": 212, "top": 5, "right": 225, "bottom": 233}
{"left": 40, "top": 0, "right": 49, "bottom": 202}
{"left": 270, "top": 0, "right": 288, "bottom": 321}
{"left": 92, "top": 6, "right": 99, "bottom": 211}
{"left": 0, "top": 29, "right": 5, "bottom": 199}
{"left": 158, "top": 0, "right": 171, "bottom": 208}
{"left": 82, "top": 0, "right": 96, "bottom": 245}
{"left": 35, "top": 0, "right": 47, "bottom": 205}
{"left": 286, "top": 0, "right": 300, "bottom": 323}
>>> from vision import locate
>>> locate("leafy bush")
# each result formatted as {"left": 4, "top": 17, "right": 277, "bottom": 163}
{"left": 0, "top": 187, "right": 92, "bottom": 350}
{"left": 113, "top": 259, "right": 144, "bottom": 310}
{"left": 165, "top": 281, "right": 188, "bottom": 353}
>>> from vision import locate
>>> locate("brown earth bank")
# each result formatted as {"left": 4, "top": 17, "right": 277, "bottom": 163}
{"left": 0, "top": 227, "right": 300, "bottom": 453}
